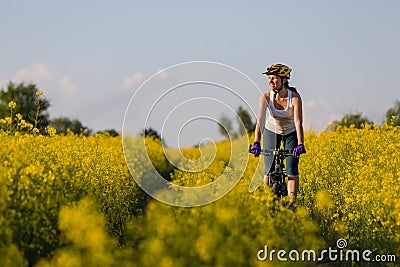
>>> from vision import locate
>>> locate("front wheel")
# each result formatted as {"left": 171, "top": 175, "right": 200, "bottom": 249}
{"left": 280, "top": 181, "right": 288, "bottom": 197}
{"left": 270, "top": 182, "right": 279, "bottom": 197}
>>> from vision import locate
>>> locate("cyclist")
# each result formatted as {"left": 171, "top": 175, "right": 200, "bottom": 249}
{"left": 250, "top": 63, "right": 306, "bottom": 211}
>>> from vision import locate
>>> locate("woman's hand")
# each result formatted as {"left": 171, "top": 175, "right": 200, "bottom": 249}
{"left": 250, "top": 142, "right": 261, "bottom": 157}
{"left": 292, "top": 144, "right": 306, "bottom": 158}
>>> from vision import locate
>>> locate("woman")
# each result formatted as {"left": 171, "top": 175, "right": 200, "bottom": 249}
{"left": 250, "top": 63, "right": 306, "bottom": 211}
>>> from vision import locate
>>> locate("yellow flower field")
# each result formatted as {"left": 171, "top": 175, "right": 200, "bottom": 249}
{"left": 0, "top": 124, "right": 399, "bottom": 266}
{"left": 300, "top": 124, "right": 400, "bottom": 260}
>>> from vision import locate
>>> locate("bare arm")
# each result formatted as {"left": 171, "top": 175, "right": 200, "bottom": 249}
{"left": 254, "top": 93, "right": 269, "bottom": 143}
{"left": 292, "top": 93, "right": 304, "bottom": 145}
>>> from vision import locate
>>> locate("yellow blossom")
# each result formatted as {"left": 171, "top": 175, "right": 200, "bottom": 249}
{"left": 8, "top": 101, "right": 16, "bottom": 109}
{"left": 315, "top": 189, "right": 334, "bottom": 211}
{"left": 5, "top": 117, "right": 12, "bottom": 124}
{"left": 47, "top": 126, "right": 57, "bottom": 136}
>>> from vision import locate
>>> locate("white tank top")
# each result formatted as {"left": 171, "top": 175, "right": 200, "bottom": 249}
{"left": 265, "top": 89, "right": 296, "bottom": 135}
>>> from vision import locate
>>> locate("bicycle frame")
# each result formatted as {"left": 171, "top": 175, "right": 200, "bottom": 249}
{"left": 262, "top": 148, "right": 292, "bottom": 199}
{"left": 249, "top": 145, "right": 292, "bottom": 199}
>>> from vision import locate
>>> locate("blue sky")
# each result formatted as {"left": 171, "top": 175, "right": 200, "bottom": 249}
{"left": 1, "top": 1, "right": 399, "bottom": 147}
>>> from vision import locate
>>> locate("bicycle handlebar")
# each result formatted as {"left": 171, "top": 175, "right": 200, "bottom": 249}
{"left": 248, "top": 144, "right": 293, "bottom": 157}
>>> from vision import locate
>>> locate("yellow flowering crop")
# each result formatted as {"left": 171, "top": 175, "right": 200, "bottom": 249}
{"left": 0, "top": 123, "right": 399, "bottom": 266}
{"left": 300, "top": 123, "right": 400, "bottom": 258}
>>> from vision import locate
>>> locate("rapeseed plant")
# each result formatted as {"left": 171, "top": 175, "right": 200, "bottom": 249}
{"left": 0, "top": 105, "right": 399, "bottom": 266}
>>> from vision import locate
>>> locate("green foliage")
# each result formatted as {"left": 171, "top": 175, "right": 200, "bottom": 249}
{"left": 50, "top": 117, "right": 91, "bottom": 135}
{"left": 96, "top": 129, "right": 120, "bottom": 137}
{"left": 236, "top": 106, "right": 255, "bottom": 134}
{"left": 385, "top": 100, "right": 400, "bottom": 126}
{"left": 218, "top": 113, "right": 233, "bottom": 138}
{"left": 331, "top": 112, "right": 373, "bottom": 130}
{"left": 218, "top": 107, "right": 254, "bottom": 138}
{"left": 0, "top": 82, "right": 50, "bottom": 132}
{"left": 140, "top": 127, "right": 162, "bottom": 140}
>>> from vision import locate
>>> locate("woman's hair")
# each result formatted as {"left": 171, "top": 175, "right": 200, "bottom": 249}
{"left": 284, "top": 80, "right": 289, "bottom": 88}
{"left": 288, "top": 86, "right": 299, "bottom": 94}
{"left": 284, "top": 80, "right": 299, "bottom": 95}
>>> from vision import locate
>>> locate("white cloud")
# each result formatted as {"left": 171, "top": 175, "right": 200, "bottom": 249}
{"left": 120, "top": 67, "right": 177, "bottom": 92}
{"left": 1, "top": 62, "right": 78, "bottom": 98}
{"left": 58, "top": 76, "right": 77, "bottom": 96}
{"left": 303, "top": 98, "right": 340, "bottom": 132}
{"left": 155, "top": 67, "right": 168, "bottom": 79}
{"left": 121, "top": 72, "right": 145, "bottom": 90}
{"left": 12, "top": 62, "right": 52, "bottom": 82}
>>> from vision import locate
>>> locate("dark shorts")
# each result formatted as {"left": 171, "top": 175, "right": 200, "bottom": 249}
{"left": 262, "top": 128, "right": 299, "bottom": 176}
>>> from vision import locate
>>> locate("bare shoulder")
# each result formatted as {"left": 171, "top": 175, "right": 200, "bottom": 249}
{"left": 290, "top": 89, "right": 302, "bottom": 107}
{"left": 260, "top": 92, "right": 269, "bottom": 101}
{"left": 291, "top": 89, "right": 302, "bottom": 100}
{"left": 290, "top": 89, "right": 301, "bottom": 98}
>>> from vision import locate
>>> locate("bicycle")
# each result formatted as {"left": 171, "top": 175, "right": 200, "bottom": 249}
{"left": 249, "top": 145, "right": 293, "bottom": 204}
